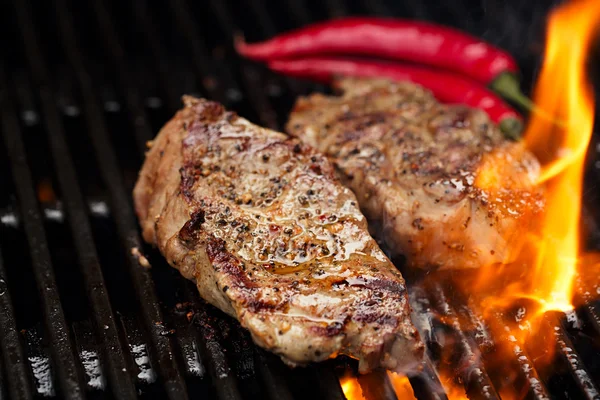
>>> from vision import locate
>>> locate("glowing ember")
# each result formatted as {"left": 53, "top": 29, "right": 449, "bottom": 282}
{"left": 386, "top": 372, "right": 417, "bottom": 400}
{"left": 340, "top": 375, "right": 365, "bottom": 400}
{"left": 37, "top": 180, "right": 56, "bottom": 203}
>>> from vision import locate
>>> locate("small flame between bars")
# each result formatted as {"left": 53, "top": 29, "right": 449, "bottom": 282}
{"left": 340, "top": 375, "right": 365, "bottom": 400}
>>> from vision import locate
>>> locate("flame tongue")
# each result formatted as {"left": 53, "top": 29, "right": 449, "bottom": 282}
{"left": 522, "top": 0, "right": 599, "bottom": 313}
{"left": 470, "top": 0, "right": 599, "bottom": 317}
{"left": 427, "top": 1, "right": 600, "bottom": 395}
{"left": 340, "top": 375, "right": 366, "bottom": 400}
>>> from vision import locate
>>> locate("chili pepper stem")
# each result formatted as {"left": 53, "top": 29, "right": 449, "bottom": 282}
{"left": 489, "top": 72, "right": 536, "bottom": 111}
{"left": 490, "top": 72, "right": 566, "bottom": 128}
{"left": 499, "top": 117, "right": 523, "bottom": 141}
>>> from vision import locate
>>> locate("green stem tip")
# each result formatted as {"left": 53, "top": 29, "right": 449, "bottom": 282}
{"left": 489, "top": 72, "right": 537, "bottom": 113}
{"left": 499, "top": 117, "right": 523, "bottom": 141}
{"left": 490, "top": 72, "right": 566, "bottom": 134}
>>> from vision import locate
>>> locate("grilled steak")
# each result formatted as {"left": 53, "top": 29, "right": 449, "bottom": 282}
{"left": 133, "top": 96, "right": 423, "bottom": 372}
{"left": 287, "top": 78, "right": 544, "bottom": 270}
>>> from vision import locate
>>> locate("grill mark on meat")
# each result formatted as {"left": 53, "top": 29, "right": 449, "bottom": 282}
{"left": 287, "top": 78, "right": 545, "bottom": 271}
{"left": 133, "top": 95, "right": 423, "bottom": 373}
{"left": 347, "top": 277, "right": 407, "bottom": 296}
{"left": 178, "top": 210, "right": 205, "bottom": 244}
{"left": 245, "top": 297, "right": 288, "bottom": 314}
{"left": 309, "top": 321, "right": 345, "bottom": 337}
{"left": 353, "top": 308, "right": 399, "bottom": 326}
{"left": 206, "top": 237, "right": 258, "bottom": 290}
{"left": 180, "top": 167, "right": 196, "bottom": 200}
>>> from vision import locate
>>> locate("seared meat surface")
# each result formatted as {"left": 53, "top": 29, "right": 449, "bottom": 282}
{"left": 133, "top": 96, "right": 423, "bottom": 372}
{"left": 287, "top": 78, "right": 544, "bottom": 270}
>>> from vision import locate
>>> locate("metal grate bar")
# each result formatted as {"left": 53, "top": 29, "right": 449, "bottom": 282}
{"left": 81, "top": 7, "right": 241, "bottom": 391}
{"left": 0, "top": 246, "right": 34, "bottom": 400}
{"left": 177, "top": 281, "right": 243, "bottom": 400}
{"left": 72, "top": 322, "right": 108, "bottom": 391}
{"left": 238, "top": 64, "right": 280, "bottom": 130}
{"left": 576, "top": 278, "right": 600, "bottom": 337}
{"left": 22, "top": 327, "right": 56, "bottom": 397}
{"left": 119, "top": 315, "right": 158, "bottom": 386}
{"left": 87, "top": 0, "right": 155, "bottom": 154}
{"left": 457, "top": 301, "right": 551, "bottom": 400}
{"left": 35, "top": 86, "right": 138, "bottom": 399}
{"left": 206, "top": 0, "right": 239, "bottom": 38}
{"left": 583, "top": 301, "right": 600, "bottom": 338}
{"left": 457, "top": 285, "right": 598, "bottom": 400}
{"left": 9, "top": 5, "right": 140, "bottom": 395}
{"left": 51, "top": 1, "right": 189, "bottom": 398}
{"left": 190, "top": 301, "right": 243, "bottom": 400}
{"left": 254, "top": 349, "right": 294, "bottom": 400}
{"left": 428, "top": 283, "right": 500, "bottom": 400}
{"left": 128, "top": 0, "right": 182, "bottom": 112}
{"left": 408, "top": 356, "right": 448, "bottom": 400}
{"left": 408, "top": 286, "right": 461, "bottom": 400}
{"left": 0, "top": 63, "right": 85, "bottom": 398}
{"left": 484, "top": 311, "right": 550, "bottom": 400}
{"left": 552, "top": 317, "right": 600, "bottom": 400}
{"left": 198, "top": 0, "right": 283, "bottom": 129}
{"left": 167, "top": 0, "right": 242, "bottom": 106}
{"left": 227, "top": 0, "right": 308, "bottom": 99}
{"left": 171, "top": 311, "right": 206, "bottom": 379}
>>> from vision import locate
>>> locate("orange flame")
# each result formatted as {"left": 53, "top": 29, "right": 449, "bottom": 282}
{"left": 341, "top": 3, "right": 599, "bottom": 397}
{"left": 437, "top": 370, "right": 469, "bottom": 400}
{"left": 340, "top": 375, "right": 365, "bottom": 400}
{"left": 471, "top": 0, "right": 600, "bottom": 320}
{"left": 432, "top": 2, "right": 600, "bottom": 395}
{"left": 521, "top": 0, "right": 599, "bottom": 313}
{"left": 386, "top": 372, "right": 417, "bottom": 400}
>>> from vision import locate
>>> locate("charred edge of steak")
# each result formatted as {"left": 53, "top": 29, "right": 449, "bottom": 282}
{"left": 344, "top": 277, "right": 407, "bottom": 295}
{"left": 182, "top": 96, "right": 226, "bottom": 122}
{"left": 178, "top": 210, "right": 205, "bottom": 244}
{"left": 205, "top": 237, "right": 257, "bottom": 290}
{"left": 205, "top": 237, "right": 288, "bottom": 313}
{"left": 353, "top": 307, "right": 399, "bottom": 326}
{"left": 309, "top": 320, "right": 346, "bottom": 337}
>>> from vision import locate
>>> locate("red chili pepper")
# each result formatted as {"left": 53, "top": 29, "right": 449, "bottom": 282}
{"left": 236, "top": 17, "right": 534, "bottom": 112}
{"left": 267, "top": 57, "right": 522, "bottom": 139}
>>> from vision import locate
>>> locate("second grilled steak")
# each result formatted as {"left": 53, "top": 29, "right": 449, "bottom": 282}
{"left": 287, "top": 78, "right": 545, "bottom": 270}
{"left": 134, "top": 96, "right": 423, "bottom": 373}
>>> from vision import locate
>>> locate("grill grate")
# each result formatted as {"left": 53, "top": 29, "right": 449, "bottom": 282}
{"left": 1, "top": 0, "right": 600, "bottom": 399}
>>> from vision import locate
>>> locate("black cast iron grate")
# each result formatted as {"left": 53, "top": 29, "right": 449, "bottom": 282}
{"left": 1, "top": 0, "right": 600, "bottom": 399}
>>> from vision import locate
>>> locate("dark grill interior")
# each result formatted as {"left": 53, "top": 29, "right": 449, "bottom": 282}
{"left": 2, "top": 0, "right": 600, "bottom": 399}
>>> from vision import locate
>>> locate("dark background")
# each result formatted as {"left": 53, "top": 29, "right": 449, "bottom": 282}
{"left": 1, "top": 0, "right": 600, "bottom": 399}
